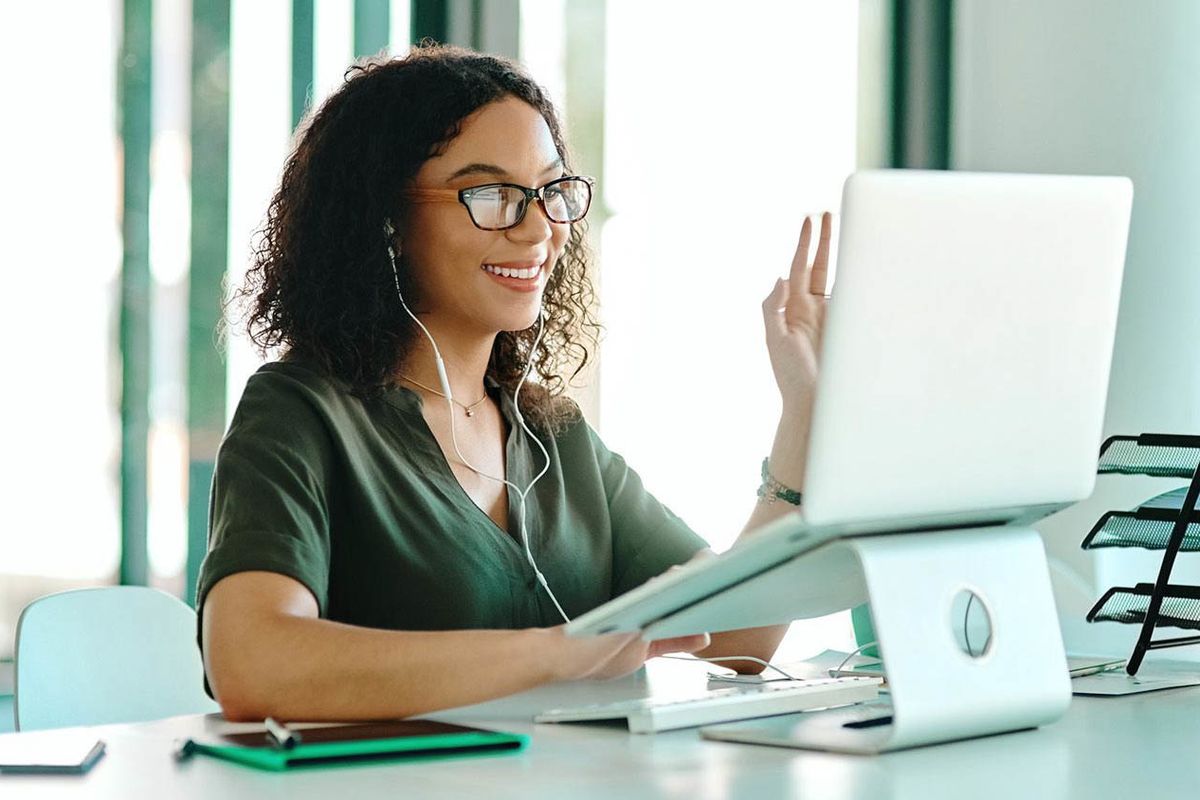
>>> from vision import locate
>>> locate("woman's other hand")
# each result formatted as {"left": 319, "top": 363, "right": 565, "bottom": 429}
{"left": 762, "top": 212, "right": 833, "bottom": 413}
{"left": 549, "top": 627, "right": 711, "bottom": 682}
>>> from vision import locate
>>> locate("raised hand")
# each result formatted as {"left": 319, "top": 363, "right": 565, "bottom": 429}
{"left": 762, "top": 212, "right": 833, "bottom": 412}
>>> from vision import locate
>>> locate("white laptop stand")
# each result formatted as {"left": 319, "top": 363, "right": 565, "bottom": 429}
{"left": 647, "top": 525, "right": 1073, "bottom": 753}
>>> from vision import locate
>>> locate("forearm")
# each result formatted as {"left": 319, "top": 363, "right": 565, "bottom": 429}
{"left": 694, "top": 625, "right": 788, "bottom": 674}
{"left": 208, "top": 614, "right": 559, "bottom": 722}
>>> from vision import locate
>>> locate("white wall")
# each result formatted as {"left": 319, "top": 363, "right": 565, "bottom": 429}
{"left": 953, "top": 0, "right": 1200, "bottom": 657}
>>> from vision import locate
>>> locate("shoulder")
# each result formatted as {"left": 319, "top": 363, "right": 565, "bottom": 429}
{"left": 535, "top": 392, "right": 587, "bottom": 441}
{"left": 544, "top": 398, "right": 618, "bottom": 471}
{"left": 224, "top": 359, "right": 364, "bottom": 453}
{"left": 240, "top": 358, "right": 348, "bottom": 405}
{"left": 235, "top": 357, "right": 384, "bottom": 420}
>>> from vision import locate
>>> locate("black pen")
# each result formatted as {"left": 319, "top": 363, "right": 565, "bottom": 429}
{"left": 172, "top": 738, "right": 197, "bottom": 762}
{"left": 264, "top": 717, "right": 302, "bottom": 750}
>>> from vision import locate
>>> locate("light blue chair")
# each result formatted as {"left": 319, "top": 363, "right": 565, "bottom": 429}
{"left": 14, "top": 586, "right": 219, "bottom": 731}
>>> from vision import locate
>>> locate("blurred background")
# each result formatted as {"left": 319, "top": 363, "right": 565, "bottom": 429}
{"left": 2, "top": 0, "right": 1199, "bottom": 726}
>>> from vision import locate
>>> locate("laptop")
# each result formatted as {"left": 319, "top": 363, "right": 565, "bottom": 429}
{"left": 566, "top": 169, "right": 1132, "bottom": 638}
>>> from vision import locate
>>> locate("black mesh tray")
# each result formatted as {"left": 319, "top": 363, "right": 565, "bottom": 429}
{"left": 1087, "top": 583, "right": 1200, "bottom": 630}
{"left": 1098, "top": 433, "right": 1200, "bottom": 478}
{"left": 1081, "top": 509, "right": 1200, "bottom": 551}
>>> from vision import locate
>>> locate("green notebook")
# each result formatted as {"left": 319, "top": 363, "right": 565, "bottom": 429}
{"left": 178, "top": 720, "right": 527, "bottom": 771}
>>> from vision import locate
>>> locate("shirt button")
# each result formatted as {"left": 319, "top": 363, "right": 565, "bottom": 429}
{"left": 526, "top": 577, "right": 537, "bottom": 589}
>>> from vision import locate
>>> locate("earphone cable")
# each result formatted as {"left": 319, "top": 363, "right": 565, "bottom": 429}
{"left": 387, "top": 232, "right": 567, "bottom": 621}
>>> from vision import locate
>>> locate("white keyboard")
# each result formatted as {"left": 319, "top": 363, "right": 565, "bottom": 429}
{"left": 534, "top": 676, "right": 881, "bottom": 734}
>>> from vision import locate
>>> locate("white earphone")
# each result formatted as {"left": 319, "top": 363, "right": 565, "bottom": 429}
{"left": 385, "top": 220, "right": 570, "bottom": 623}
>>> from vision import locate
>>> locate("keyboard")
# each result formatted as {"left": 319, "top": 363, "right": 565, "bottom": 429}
{"left": 533, "top": 676, "right": 881, "bottom": 734}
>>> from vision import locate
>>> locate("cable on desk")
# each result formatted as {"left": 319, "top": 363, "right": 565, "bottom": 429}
{"left": 831, "top": 641, "right": 881, "bottom": 678}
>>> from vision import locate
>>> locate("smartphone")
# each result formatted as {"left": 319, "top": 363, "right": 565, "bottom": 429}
{"left": 0, "top": 735, "right": 106, "bottom": 775}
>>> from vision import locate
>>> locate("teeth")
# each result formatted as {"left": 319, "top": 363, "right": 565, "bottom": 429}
{"left": 483, "top": 264, "right": 540, "bottom": 279}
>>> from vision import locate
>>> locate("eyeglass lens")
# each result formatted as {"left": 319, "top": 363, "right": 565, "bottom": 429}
{"left": 466, "top": 178, "right": 591, "bottom": 229}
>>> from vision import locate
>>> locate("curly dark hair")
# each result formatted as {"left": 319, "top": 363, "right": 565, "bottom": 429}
{"left": 233, "top": 43, "right": 599, "bottom": 433}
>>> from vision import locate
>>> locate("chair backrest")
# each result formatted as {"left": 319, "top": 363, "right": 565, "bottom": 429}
{"left": 14, "top": 586, "right": 219, "bottom": 731}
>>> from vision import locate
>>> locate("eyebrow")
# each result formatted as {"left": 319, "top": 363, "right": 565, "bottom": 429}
{"left": 445, "top": 158, "right": 564, "bottom": 183}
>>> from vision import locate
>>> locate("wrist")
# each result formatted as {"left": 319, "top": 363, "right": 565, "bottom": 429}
{"left": 758, "top": 456, "right": 805, "bottom": 505}
{"left": 530, "top": 627, "right": 572, "bottom": 683}
{"left": 767, "top": 417, "right": 811, "bottom": 490}
{"left": 780, "top": 385, "right": 816, "bottom": 416}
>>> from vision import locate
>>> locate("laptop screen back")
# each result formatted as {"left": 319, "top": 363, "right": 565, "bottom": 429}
{"left": 801, "top": 170, "right": 1132, "bottom": 528}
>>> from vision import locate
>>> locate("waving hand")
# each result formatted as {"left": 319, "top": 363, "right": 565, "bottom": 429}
{"left": 762, "top": 211, "right": 833, "bottom": 410}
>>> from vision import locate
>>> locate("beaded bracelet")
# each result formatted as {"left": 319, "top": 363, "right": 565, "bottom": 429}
{"left": 757, "top": 457, "right": 804, "bottom": 505}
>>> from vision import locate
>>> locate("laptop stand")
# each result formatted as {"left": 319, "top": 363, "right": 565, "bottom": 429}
{"left": 1083, "top": 433, "right": 1200, "bottom": 674}
{"left": 645, "top": 525, "right": 1073, "bottom": 752}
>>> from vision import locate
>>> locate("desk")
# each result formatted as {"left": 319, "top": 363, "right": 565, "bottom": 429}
{"left": 2, "top": 659, "right": 1198, "bottom": 800}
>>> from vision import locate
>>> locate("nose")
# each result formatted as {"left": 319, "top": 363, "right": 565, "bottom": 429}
{"left": 507, "top": 196, "right": 554, "bottom": 245}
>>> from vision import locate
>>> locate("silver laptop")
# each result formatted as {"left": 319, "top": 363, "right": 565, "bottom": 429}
{"left": 566, "top": 169, "right": 1132, "bottom": 637}
{"left": 804, "top": 169, "right": 1131, "bottom": 528}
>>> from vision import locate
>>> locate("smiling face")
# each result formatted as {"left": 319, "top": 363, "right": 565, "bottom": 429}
{"left": 398, "top": 96, "right": 572, "bottom": 338}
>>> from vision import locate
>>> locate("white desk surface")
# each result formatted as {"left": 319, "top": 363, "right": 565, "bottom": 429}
{"left": 2, "top": 658, "right": 1199, "bottom": 800}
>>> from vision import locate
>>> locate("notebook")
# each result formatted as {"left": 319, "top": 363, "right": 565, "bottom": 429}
{"left": 176, "top": 719, "right": 526, "bottom": 771}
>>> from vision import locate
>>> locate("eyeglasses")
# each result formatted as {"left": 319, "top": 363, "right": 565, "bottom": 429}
{"left": 405, "top": 175, "right": 595, "bottom": 231}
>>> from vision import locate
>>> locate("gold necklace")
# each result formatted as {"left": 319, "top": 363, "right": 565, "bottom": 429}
{"left": 398, "top": 374, "right": 490, "bottom": 417}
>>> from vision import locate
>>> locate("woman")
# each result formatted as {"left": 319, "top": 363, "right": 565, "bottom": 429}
{"left": 200, "top": 44, "right": 831, "bottom": 722}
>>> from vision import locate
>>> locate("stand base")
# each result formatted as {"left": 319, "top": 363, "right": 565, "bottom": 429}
{"left": 705, "top": 526, "right": 1072, "bottom": 752}
{"left": 701, "top": 701, "right": 1040, "bottom": 755}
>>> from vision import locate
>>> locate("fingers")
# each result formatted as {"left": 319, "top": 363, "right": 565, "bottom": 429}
{"left": 582, "top": 632, "right": 642, "bottom": 677}
{"left": 647, "top": 632, "right": 711, "bottom": 659}
{"left": 584, "top": 634, "right": 652, "bottom": 681}
{"left": 583, "top": 630, "right": 712, "bottom": 680}
{"left": 767, "top": 211, "right": 834, "bottom": 337}
{"left": 788, "top": 215, "right": 813, "bottom": 290}
{"left": 810, "top": 211, "right": 832, "bottom": 296}
{"left": 789, "top": 212, "right": 833, "bottom": 328}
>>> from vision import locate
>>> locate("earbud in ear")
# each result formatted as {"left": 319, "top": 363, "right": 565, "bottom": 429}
{"left": 384, "top": 219, "right": 401, "bottom": 261}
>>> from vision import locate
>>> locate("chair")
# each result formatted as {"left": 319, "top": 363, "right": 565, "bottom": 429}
{"left": 14, "top": 586, "right": 219, "bottom": 731}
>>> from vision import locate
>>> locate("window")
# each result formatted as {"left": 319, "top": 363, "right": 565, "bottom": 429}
{"left": 524, "top": 1, "right": 862, "bottom": 657}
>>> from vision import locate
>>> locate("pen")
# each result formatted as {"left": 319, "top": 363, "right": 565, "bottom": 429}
{"left": 264, "top": 717, "right": 302, "bottom": 750}
{"left": 173, "top": 738, "right": 197, "bottom": 761}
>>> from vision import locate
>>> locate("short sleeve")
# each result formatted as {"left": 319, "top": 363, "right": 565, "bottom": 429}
{"left": 195, "top": 368, "right": 336, "bottom": 617}
{"left": 586, "top": 426, "right": 710, "bottom": 597}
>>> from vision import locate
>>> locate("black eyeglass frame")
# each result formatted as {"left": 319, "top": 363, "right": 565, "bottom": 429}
{"left": 406, "top": 175, "right": 596, "bottom": 231}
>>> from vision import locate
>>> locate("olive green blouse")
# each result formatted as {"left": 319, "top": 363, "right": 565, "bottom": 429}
{"left": 196, "top": 360, "right": 708, "bottom": 635}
